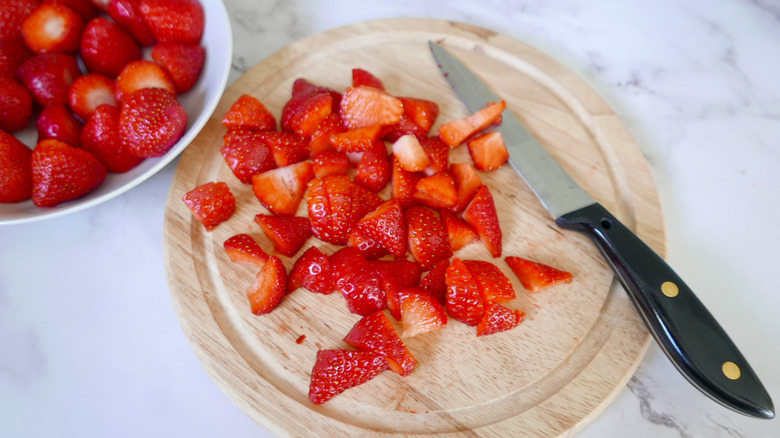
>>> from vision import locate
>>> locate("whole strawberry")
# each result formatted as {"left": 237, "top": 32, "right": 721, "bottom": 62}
{"left": 31, "top": 138, "right": 107, "bottom": 207}
{"left": 0, "top": 39, "right": 32, "bottom": 79}
{"left": 0, "top": 77, "right": 33, "bottom": 132}
{"left": 80, "top": 17, "right": 142, "bottom": 78}
{"left": 118, "top": 87, "right": 187, "bottom": 157}
{"left": 151, "top": 42, "right": 204, "bottom": 93}
{"left": 108, "top": 0, "right": 156, "bottom": 46}
{"left": 138, "top": 0, "right": 204, "bottom": 44}
{"left": 16, "top": 53, "right": 82, "bottom": 107}
{"left": 81, "top": 104, "right": 144, "bottom": 173}
{"left": 0, "top": 129, "right": 33, "bottom": 203}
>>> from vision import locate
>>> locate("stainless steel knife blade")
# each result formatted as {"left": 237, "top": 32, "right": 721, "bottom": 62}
{"left": 429, "top": 40, "right": 774, "bottom": 420}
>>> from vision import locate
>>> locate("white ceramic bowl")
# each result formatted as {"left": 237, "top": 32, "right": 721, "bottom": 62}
{"left": 0, "top": 0, "right": 233, "bottom": 225}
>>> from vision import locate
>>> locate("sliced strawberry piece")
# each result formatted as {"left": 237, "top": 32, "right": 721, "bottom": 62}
{"left": 67, "top": 73, "right": 116, "bottom": 121}
{"left": 329, "top": 124, "right": 382, "bottom": 153}
{"left": 80, "top": 104, "right": 144, "bottom": 173}
{"left": 372, "top": 259, "right": 422, "bottom": 321}
{"left": 281, "top": 91, "right": 333, "bottom": 138}
{"left": 399, "top": 287, "right": 448, "bottom": 338}
{"left": 351, "top": 68, "right": 385, "bottom": 90}
{"left": 330, "top": 246, "right": 386, "bottom": 316}
{"left": 418, "top": 259, "right": 448, "bottom": 305}
{"left": 449, "top": 162, "right": 483, "bottom": 212}
{"left": 355, "top": 198, "right": 407, "bottom": 258}
{"left": 306, "top": 175, "right": 380, "bottom": 245}
{"left": 339, "top": 85, "right": 403, "bottom": 130}
{"left": 347, "top": 227, "right": 389, "bottom": 260}
{"left": 0, "top": 77, "right": 33, "bottom": 132}
{"left": 390, "top": 155, "right": 422, "bottom": 209}
{"left": 505, "top": 256, "right": 573, "bottom": 293}
{"left": 181, "top": 181, "right": 235, "bottom": 230}
{"left": 444, "top": 258, "right": 484, "bottom": 326}
{"left": 419, "top": 136, "right": 449, "bottom": 174}
{"left": 36, "top": 103, "right": 82, "bottom": 147}
{"left": 413, "top": 171, "right": 457, "bottom": 209}
{"left": 0, "top": 0, "right": 40, "bottom": 42}
{"left": 440, "top": 209, "right": 478, "bottom": 251}
{"left": 251, "top": 160, "right": 314, "bottom": 216}
{"left": 118, "top": 87, "right": 187, "bottom": 157}
{"left": 463, "top": 185, "right": 502, "bottom": 257}
{"left": 21, "top": 3, "right": 84, "bottom": 54}
{"left": 438, "top": 100, "right": 506, "bottom": 147}
{"left": 0, "top": 38, "right": 32, "bottom": 79}
{"left": 288, "top": 245, "right": 332, "bottom": 294}
{"left": 220, "top": 129, "right": 277, "bottom": 184}
{"left": 467, "top": 131, "right": 509, "bottom": 171}
{"left": 221, "top": 94, "right": 276, "bottom": 132}
{"left": 308, "top": 113, "right": 344, "bottom": 155}
{"left": 392, "top": 134, "right": 431, "bottom": 172}
{"left": 80, "top": 17, "right": 142, "bottom": 78}
{"left": 246, "top": 255, "right": 287, "bottom": 315}
{"left": 108, "top": 0, "right": 156, "bottom": 46}
{"left": 49, "top": 0, "right": 99, "bottom": 22}
{"left": 17, "top": 53, "right": 81, "bottom": 107}
{"left": 354, "top": 140, "right": 390, "bottom": 193}
{"left": 150, "top": 41, "right": 204, "bottom": 93}
{"left": 476, "top": 302, "right": 525, "bottom": 336}
{"left": 344, "top": 310, "right": 416, "bottom": 377}
{"left": 0, "top": 130, "right": 33, "bottom": 203}
{"left": 399, "top": 97, "right": 439, "bottom": 134}
{"left": 463, "top": 259, "right": 516, "bottom": 303}
{"left": 256, "top": 130, "right": 309, "bottom": 167}
{"left": 405, "top": 206, "right": 452, "bottom": 270}
{"left": 138, "top": 0, "right": 204, "bottom": 44}
{"left": 308, "top": 349, "right": 388, "bottom": 405}
{"left": 290, "top": 77, "right": 341, "bottom": 106}
{"left": 31, "top": 139, "right": 107, "bottom": 207}
{"left": 311, "top": 149, "right": 349, "bottom": 178}
{"left": 115, "top": 59, "right": 177, "bottom": 101}
{"left": 223, "top": 233, "right": 269, "bottom": 268}
{"left": 254, "top": 214, "right": 312, "bottom": 257}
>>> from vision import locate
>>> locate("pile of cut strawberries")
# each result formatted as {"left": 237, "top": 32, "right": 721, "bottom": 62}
{"left": 183, "top": 67, "right": 576, "bottom": 405}
{"left": 0, "top": 0, "right": 205, "bottom": 207}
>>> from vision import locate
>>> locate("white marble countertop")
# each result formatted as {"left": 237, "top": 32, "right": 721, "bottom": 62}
{"left": 2, "top": 0, "right": 779, "bottom": 436}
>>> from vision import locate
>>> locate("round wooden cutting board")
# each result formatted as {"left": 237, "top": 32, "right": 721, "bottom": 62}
{"left": 163, "top": 18, "right": 665, "bottom": 437}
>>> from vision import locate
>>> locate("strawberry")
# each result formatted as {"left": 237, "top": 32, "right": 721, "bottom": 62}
{"left": 330, "top": 246, "right": 386, "bottom": 316}
{"left": 68, "top": 73, "right": 117, "bottom": 121}
{"left": 80, "top": 104, "right": 144, "bottom": 173}
{"left": 115, "top": 59, "right": 177, "bottom": 101}
{"left": 308, "top": 349, "right": 388, "bottom": 405}
{"left": 398, "top": 287, "right": 447, "bottom": 338}
{"left": 220, "top": 129, "right": 276, "bottom": 184}
{"left": 221, "top": 94, "right": 276, "bottom": 132}
{"left": 181, "top": 181, "right": 235, "bottom": 230}
{"left": 223, "top": 233, "right": 269, "bottom": 268}
{"left": 311, "top": 149, "right": 349, "bottom": 178}
{"left": 0, "top": 77, "right": 33, "bottom": 132}
{"left": 462, "top": 260, "right": 516, "bottom": 303}
{"left": 419, "top": 136, "right": 449, "bottom": 174}
{"left": 254, "top": 214, "right": 312, "bottom": 257}
{"left": 354, "top": 140, "right": 390, "bottom": 192}
{"left": 118, "top": 87, "right": 187, "bottom": 158}
{"left": 21, "top": 3, "right": 84, "bottom": 54}
{"left": 372, "top": 259, "right": 422, "bottom": 320}
{"left": 339, "top": 85, "right": 403, "bottom": 130}
{"left": 0, "top": 130, "right": 33, "bottom": 203}
{"left": 351, "top": 68, "right": 385, "bottom": 90}
{"left": 505, "top": 256, "right": 573, "bottom": 293}
{"left": 48, "top": 0, "right": 99, "bottom": 22}
{"left": 329, "top": 124, "right": 382, "bottom": 153}
{"left": 290, "top": 78, "right": 341, "bottom": 106}
{"left": 467, "top": 131, "right": 509, "bottom": 171}
{"left": 256, "top": 130, "right": 309, "bottom": 167}
{"left": 390, "top": 155, "right": 421, "bottom": 209}
{"left": 308, "top": 113, "right": 344, "bottom": 155}
{"left": 476, "top": 302, "right": 525, "bottom": 337}
{"left": 246, "top": 255, "right": 287, "bottom": 315}
{"left": 288, "top": 245, "right": 332, "bottom": 294}
{"left": 399, "top": 97, "right": 439, "bottom": 135}
{"left": 151, "top": 41, "right": 204, "bottom": 93}
{"left": 30, "top": 138, "right": 107, "bottom": 207}
{"left": 418, "top": 259, "right": 448, "bottom": 305}
{"left": 17, "top": 53, "right": 81, "bottom": 107}
{"left": 463, "top": 185, "right": 502, "bottom": 258}
{"left": 108, "top": 0, "right": 156, "bottom": 46}
{"left": 348, "top": 228, "right": 389, "bottom": 260}
{"left": 444, "top": 258, "right": 484, "bottom": 326}
{"left": 80, "top": 17, "right": 142, "bottom": 78}
{"left": 405, "top": 206, "right": 452, "bottom": 270}
{"left": 89, "top": 0, "right": 110, "bottom": 12}
{"left": 1, "top": 0, "right": 41, "bottom": 42}
{"left": 36, "top": 103, "right": 82, "bottom": 147}
{"left": 439, "top": 100, "right": 506, "bottom": 147}
{"left": 354, "top": 199, "right": 407, "bottom": 258}
{"left": 0, "top": 39, "right": 32, "bottom": 79}
{"left": 306, "top": 175, "right": 381, "bottom": 246}
{"left": 138, "top": 0, "right": 204, "bottom": 44}
{"left": 413, "top": 171, "right": 457, "bottom": 209}
{"left": 392, "top": 134, "right": 431, "bottom": 172}
{"left": 281, "top": 91, "right": 333, "bottom": 138}
{"left": 449, "top": 162, "right": 483, "bottom": 212}
{"left": 440, "top": 209, "right": 478, "bottom": 251}
{"left": 344, "top": 310, "right": 416, "bottom": 377}
{"left": 250, "top": 160, "right": 314, "bottom": 216}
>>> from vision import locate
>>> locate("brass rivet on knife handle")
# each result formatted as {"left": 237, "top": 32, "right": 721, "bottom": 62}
{"left": 661, "top": 281, "right": 679, "bottom": 297}
{"left": 723, "top": 362, "right": 742, "bottom": 380}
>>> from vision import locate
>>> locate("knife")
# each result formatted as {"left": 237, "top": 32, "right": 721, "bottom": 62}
{"left": 429, "top": 41, "right": 774, "bottom": 419}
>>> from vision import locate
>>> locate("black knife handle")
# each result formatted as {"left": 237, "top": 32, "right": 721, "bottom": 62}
{"left": 557, "top": 203, "right": 774, "bottom": 419}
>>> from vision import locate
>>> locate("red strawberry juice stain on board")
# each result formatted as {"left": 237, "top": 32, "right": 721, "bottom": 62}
{"left": 296, "top": 334, "right": 306, "bottom": 344}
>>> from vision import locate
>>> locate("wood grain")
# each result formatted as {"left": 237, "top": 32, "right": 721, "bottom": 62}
{"left": 163, "top": 18, "right": 665, "bottom": 437}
